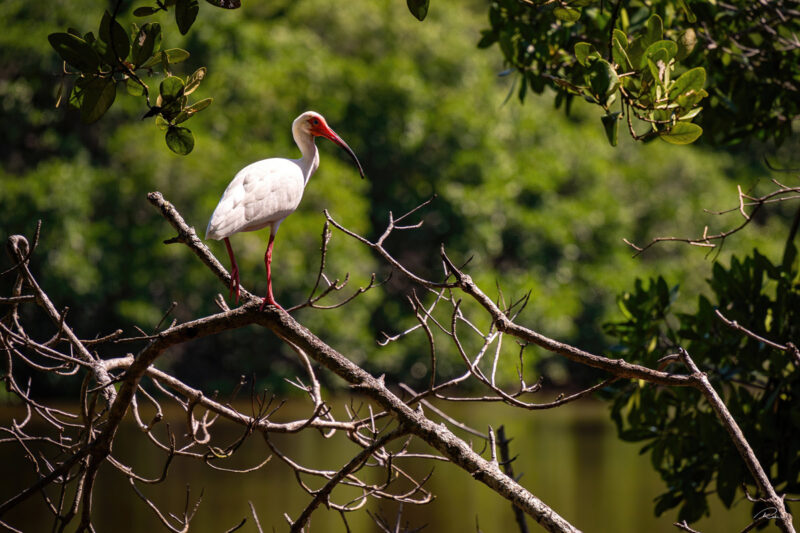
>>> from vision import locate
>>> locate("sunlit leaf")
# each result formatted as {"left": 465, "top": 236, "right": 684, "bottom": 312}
{"left": 574, "top": 42, "right": 594, "bottom": 66}
{"left": 669, "top": 67, "right": 706, "bottom": 99}
{"left": 676, "top": 88, "right": 707, "bottom": 108}
{"left": 643, "top": 40, "right": 678, "bottom": 67}
{"left": 553, "top": 7, "right": 581, "bottom": 22}
{"left": 643, "top": 14, "right": 663, "bottom": 47}
{"left": 160, "top": 76, "right": 185, "bottom": 100}
{"left": 612, "top": 37, "right": 632, "bottom": 71}
{"left": 589, "top": 59, "right": 619, "bottom": 102}
{"left": 646, "top": 50, "right": 669, "bottom": 83}
{"left": 125, "top": 77, "right": 144, "bottom": 96}
{"left": 659, "top": 122, "right": 702, "bottom": 144}
{"left": 613, "top": 29, "right": 628, "bottom": 49}
{"left": 184, "top": 67, "right": 206, "bottom": 95}
{"left": 155, "top": 115, "right": 170, "bottom": 131}
{"left": 678, "top": 107, "right": 702, "bottom": 121}
{"left": 174, "top": 97, "right": 213, "bottom": 124}
{"left": 164, "top": 48, "right": 190, "bottom": 63}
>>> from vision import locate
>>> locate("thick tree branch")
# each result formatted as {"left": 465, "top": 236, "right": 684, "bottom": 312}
{"left": 146, "top": 191, "right": 581, "bottom": 532}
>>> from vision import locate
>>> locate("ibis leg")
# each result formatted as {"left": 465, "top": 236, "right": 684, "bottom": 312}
{"left": 260, "top": 233, "right": 281, "bottom": 310}
{"left": 223, "top": 237, "right": 241, "bottom": 305}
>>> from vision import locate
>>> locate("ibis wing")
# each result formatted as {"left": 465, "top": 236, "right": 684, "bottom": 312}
{"left": 206, "top": 158, "right": 305, "bottom": 240}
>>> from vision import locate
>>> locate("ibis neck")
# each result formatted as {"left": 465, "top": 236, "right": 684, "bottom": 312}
{"left": 293, "top": 131, "right": 319, "bottom": 186}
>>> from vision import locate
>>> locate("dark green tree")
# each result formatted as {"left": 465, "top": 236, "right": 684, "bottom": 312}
{"left": 415, "top": 0, "right": 800, "bottom": 146}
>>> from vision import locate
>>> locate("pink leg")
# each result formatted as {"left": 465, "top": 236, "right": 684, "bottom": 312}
{"left": 260, "top": 233, "right": 282, "bottom": 310}
{"left": 223, "top": 237, "right": 241, "bottom": 305}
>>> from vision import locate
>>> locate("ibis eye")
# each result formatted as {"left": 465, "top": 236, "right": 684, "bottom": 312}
{"left": 311, "top": 118, "right": 320, "bottom": 126}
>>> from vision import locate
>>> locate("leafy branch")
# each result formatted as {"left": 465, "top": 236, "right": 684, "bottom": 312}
{"left": 48, "top": 0, "right": 238, "bottom": 154}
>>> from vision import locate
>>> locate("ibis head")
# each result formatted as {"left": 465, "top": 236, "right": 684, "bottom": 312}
{"left": 293, "top": 111, "right": 365, "bottom": 179}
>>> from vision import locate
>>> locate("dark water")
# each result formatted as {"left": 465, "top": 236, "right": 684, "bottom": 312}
{"left": 0, "top": 400, "right": 759, "bottom": 532}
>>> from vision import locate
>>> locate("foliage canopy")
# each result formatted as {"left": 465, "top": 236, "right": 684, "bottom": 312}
{"left": 470, "top": 0, "right": 800, "bottom": 146}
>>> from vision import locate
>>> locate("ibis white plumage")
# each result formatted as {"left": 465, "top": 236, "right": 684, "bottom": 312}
{"left": 206, "top": 111, "right": 364, "bottom": 309}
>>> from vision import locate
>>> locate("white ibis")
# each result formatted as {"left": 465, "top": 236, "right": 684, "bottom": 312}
{"left": 206, "top": 111, "right": 364, "bottom": 310}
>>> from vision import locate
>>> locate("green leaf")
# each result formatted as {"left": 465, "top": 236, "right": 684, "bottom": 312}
{"left": 678, "top": 107, "right": 702, "bottom": 121}
{"left": 626, "top": 37, "right": 646, "bottom": 70}
{"left": 133, "top": 6, "right": 160, "bottom": 16}
{"left": 613, "top": 29, "right": 628, "bottom": 49}
{"left": 160, "top": 76, "right": 185, "bottom": 100}
{"left": 643, "top": 15, "right": 663, "bottom": 47}
{"left": 174, "top": 97, "right": 213, "bottom": 124}
{"left": 155, "top": 115, "right": 170, "bottom": 131}
{"left": 654, "top": 491, "right": 682, "bottom": 516}
{"left": 646, "top": 51, "right": 670, "bottom": 83}
{"left": 69, "top": 78, "right": 87, "bottom": 109}
{"left": 406, "top": 0, "right": 429, "bottom": 21}
{"left": 612, "top": 37, "right": 632, "bottom": 71}
{"left": 601, "top": 112, "right": 620, "bottom": 146}
{"left": 643, "top": 40, "right": 678, "bottom": 67}
{"left": 175, "top": 0, "right": 200, "bottom": 35}
{"left": 80, "top": 77, "right": 116, "bottom": 123}
{"left": 126, "top": 77, "right": 144, "bottom": 96}
{"left": 139, "top": 51, "right": 164, "bottom": 69}
{"left": 659, "top": 122, "right": 703, "bottom": 144}
{"left": 166, "top": 126, "right": 195, "bottom": 155}
{"left": 676, "top": 28, "right": 697, "bottom": 60}
{"left": 164, "top": 48, "right": 190, "bottom": 63}
{"left": 99, "top": 10, "right": 130, "bottom": 62}
{"left": 676, "top": 88, "right": 707, "bottom": 108}
{"left": 184, "top": 67, "right": 206, "bottom": 95}
{"left": 574, "top": 42, "right": 594, "bottom": 66}
{"left": 677, "top": 0, "right": 697, "bottom": 23}
{"left": 477, "top": 30, "right": 497, "bottom": 49}
{"left": 588, "top": 59, "right": 619, "bottom": 103}
{"left": 669, "top": 67, "right": 706, "bottom": 99}
{"left": 48, "top": 33, "right": 101, "bottom": 72}
{"left": 204, "top": 0, "right": 240, "bottom": 7}
{"left": 131, "top": 22, "right": 161, "bottom": 67}
{"left": 553, "top": 7, "right": 581, "bottom": 22}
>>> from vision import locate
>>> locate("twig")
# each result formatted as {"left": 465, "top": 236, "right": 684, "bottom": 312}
{"left": 498, "top": 426, "right": 529, "bottom": 533}
{"left": 678, "top": 348, "right": 795, "bottom": 533}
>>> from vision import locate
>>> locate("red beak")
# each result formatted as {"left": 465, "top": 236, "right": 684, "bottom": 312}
{"left": 311, "top": 123, "right": 365, "bottom": 179}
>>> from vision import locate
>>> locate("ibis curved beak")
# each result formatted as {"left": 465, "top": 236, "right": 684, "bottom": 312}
{"left": 312, "top": 123, "right": 365, "bottom": 179}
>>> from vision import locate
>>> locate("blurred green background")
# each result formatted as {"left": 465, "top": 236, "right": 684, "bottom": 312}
{"left": 0, "top": 0, "right": 791, "bottom": 391}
